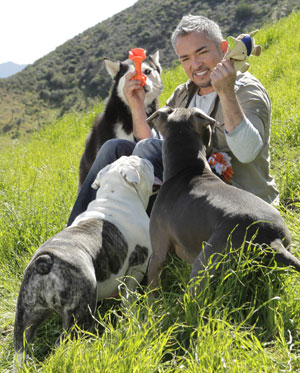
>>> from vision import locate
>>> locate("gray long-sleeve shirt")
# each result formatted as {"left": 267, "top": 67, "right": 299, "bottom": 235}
{"left": 188, "top": 90, "right": 264, "bottom": 163}
{"left": 148, "top": 71, "right": 279, "bottom": 204}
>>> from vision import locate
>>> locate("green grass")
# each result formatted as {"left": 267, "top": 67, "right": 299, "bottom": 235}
{"left": 1, "top": 11, "right": 300, "bottom": 372}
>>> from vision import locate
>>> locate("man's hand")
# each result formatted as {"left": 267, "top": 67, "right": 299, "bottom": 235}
{"left": 210, "top": 59, "right": 236, "bottom": 96}
{"left": 123, "top": 71, "right": 151, "bottom": 140}
{"left": 124, "top": 71, "right": 146, "bottom": 111}
{"left": 211, "top": 59, "right": 244, "bottom": 133}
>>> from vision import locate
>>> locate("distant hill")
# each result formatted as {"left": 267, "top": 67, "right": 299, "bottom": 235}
{"left": 0, "top": 62, "right": 28, "bottom": 78}
{"left": 0, "top": 0, "right": 299, "bottom": 144}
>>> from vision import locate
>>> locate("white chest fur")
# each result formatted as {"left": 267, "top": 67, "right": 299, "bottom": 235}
{"left": 114, "top": 122, "right": 135, "bottom": 141}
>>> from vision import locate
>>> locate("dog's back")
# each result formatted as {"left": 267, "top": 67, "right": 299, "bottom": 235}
{"left": 154, "top": 171, "right": 290, "bottom": 254}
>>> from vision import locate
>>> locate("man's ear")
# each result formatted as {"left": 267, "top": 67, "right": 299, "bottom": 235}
{"left": 147, "top": 107, "right": 173, "bottom": 135}
{"left": 220, "top": 40, "right": 229, "bottom": 55}
{"left": 104, "top": 58, "right": 121, "bottom": 79}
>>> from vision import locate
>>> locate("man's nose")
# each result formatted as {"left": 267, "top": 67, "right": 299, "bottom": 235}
{"left": 191, "top": 55, "right": 203, "bottom": 69}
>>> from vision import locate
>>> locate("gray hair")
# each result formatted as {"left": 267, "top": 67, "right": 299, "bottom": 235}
{"left": 171, "top": 15, "right": 224, "bottom": 51}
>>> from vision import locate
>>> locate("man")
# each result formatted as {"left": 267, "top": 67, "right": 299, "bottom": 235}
{"left": 67, "top": 15, "right": 278, "bottom": 226}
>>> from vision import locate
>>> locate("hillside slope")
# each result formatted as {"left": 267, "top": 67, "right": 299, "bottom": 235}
{"left": 1, "top": 11, "right": 300, "bottom": 372}
{"left": 0, "top": 0, "right": 299, "bottom": 145}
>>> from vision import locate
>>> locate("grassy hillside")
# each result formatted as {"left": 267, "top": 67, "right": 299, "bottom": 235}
{"left": 1, "top": 0, "right": 299, "bottom": 146}
{"left": 1, "top": 11, "right": 300, "bottom": 372}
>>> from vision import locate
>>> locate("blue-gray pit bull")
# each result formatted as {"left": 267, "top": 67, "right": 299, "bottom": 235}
{"left": 147, "top": 107, "right": 300, "bottom": 294}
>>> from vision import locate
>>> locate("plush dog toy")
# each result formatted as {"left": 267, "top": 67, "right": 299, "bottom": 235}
{"left": 225, "top": 30, "right": 262, "bottom": 72}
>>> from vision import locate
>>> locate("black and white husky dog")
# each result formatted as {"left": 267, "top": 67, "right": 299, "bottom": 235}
{"left": 78, "top": 51, "right": 163, "bottom": 190}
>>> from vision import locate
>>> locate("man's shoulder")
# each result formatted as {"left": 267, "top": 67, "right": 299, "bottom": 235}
{"left": 235, "top": 71, "right": 271, "bottom": 109}
{"left": 173, "top": 79, "right": 194, "bottom": 93}
{"left": 167, "top": 80, "right": 197, "bottom": 108}
{"left": 235, "top": 71, "right": 265, "bottom": 89}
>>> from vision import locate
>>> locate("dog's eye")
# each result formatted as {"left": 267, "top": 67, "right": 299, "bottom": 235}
{"left": 144, "top": 69, "right": 152, "bottom": 75}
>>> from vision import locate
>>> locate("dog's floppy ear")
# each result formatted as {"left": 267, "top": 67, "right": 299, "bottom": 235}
{"left": 152, "top": 176, "right": 163, "bottom": 194}
{"left": 190, "top": 108, "right": 215, "bottom": 149}
{"left": 147, "top": 106, "right": 173, "bottom": 135}
{"left": 120, "top": 166, "right": 141, "bottom": 185}
{"left": 104, "top": 58, "right": 121, "bottom": 79}
{"left": 91, "top": 164, "right": 112, "bottom": 190}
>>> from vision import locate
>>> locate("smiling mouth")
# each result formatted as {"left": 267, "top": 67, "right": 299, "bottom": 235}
{"left": 195, "top": 69, "right": 209, "bottom": 77}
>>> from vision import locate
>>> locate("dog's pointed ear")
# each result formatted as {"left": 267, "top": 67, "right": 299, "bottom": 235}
{"left": 191, "top": 108, "right": 215, "bottom": 124}
{"left": 149, "top": 50, "right": 162, "bottom": 72}
{"left": 147, "top": 107, "right": 173, "bottom": 135}
{"left": 91, "top": 164, "right": 112, "bottom": 190}
{"left": 190, "top": 108, "right": 215, "bottom": 129}
{"left": 150, "top": 50, "right": 159, "bottom": 65}
{"left": 190, "top": 108, "right": 215, "bottom": 149}
{"left": 120, "top": 166, "right": 141, "bottom": 185}
{"left": 104, "top": 58, "right": 121, "bottom": 79}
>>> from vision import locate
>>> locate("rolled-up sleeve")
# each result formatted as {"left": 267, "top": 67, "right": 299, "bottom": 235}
{"left": 225, "top": 117, "right": 264, "bottom": 163}
{"left": 225, "top": 79, "right": 271, "bottom": 163}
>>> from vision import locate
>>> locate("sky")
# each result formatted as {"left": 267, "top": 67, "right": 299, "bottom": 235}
{"left": 1, "top": 0, "right": 138, "bottom": 65}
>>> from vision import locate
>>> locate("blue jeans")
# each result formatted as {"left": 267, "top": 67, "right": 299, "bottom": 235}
{"left": 67, "top": 138, "right": 163, "bottom": 226}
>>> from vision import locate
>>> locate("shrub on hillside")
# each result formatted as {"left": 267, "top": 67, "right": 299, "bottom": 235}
{"left": 235, "top": 3, "right": 255, "bottom": 21}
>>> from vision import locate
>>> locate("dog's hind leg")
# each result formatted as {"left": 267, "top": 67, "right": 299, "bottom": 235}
{"left": 14, "top": 264, "right": 54, "bottom": 364}
{"left": 270, "top": 239, "right": 300, "bottom": 272}
{"left": 189, "top": 233, "right": 231, "bottom": 295}
{"left": 14, "top": 305, "right": 52, "bottom": 366}
{"left": 57, "top": 276, "right": 98, "bottom": 345}
{"left": 148, "top": 225, "right": 171, "bottom": 291}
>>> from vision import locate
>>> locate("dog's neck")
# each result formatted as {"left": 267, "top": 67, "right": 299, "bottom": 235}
{"left": 95, "top": 180, "right": 150, "bottom": 211}
{"left": 106, "top": 87, "right": 132, "bottom": 121}
{"left": 162, "top": 125, "right": 210, "bottom": 181}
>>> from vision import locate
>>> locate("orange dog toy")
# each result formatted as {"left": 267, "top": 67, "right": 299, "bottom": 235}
{"left": 129, "top": 48, "right": 147, "bottom": 86}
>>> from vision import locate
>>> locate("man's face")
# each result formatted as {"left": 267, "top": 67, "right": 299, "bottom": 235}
{"left": 175, "top": 31, "right": 225, "bottom": 94}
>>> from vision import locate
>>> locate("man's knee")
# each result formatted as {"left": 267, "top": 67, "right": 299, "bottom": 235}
{"left": 99, "top": 139, "right": 135, "bottom": 161}
{"left": 133, "top": 138, "right": 162, "bottom": 158}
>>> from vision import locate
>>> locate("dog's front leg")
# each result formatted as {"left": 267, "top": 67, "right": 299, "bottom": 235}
{"left": 147, "top": 240, "right": 170, "bottom": 291}
{"left": 147, "top": 253, "right": 168, "bottom": 290}
{"left": 121, "top": 264, "right": 149, "bottom": 300}
{"left": 148, "top": 213, "right": 172, "bottom": 292}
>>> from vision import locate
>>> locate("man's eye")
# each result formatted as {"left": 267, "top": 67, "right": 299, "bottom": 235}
{"left": 144, "top": 69, "right": 152, "bottom": 75}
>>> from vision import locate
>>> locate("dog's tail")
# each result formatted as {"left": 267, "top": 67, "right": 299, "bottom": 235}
{"left": 35, "top": 254, "right": 54, "bottom": 275}
{"left": 271, "top": 239, "right": 300, "bottom": 272}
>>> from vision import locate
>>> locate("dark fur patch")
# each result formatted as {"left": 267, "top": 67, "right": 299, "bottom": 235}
{"left": 129, "top": 245, "right": 149, "bottom": 267}
{"left": 94, "top": 220, "right": 128, "bottom": 281}
{"left": 36, "top": 218, "right": 128, "bottom": 282}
